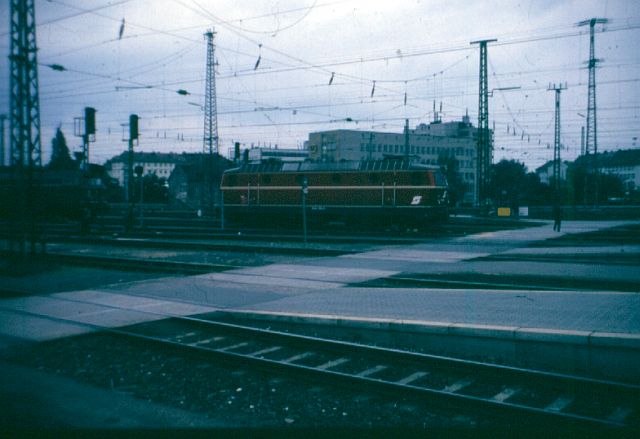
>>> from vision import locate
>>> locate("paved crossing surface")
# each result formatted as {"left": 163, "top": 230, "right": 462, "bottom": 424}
{"left": 0, "top": 220, "right": 638, "bottom": 342}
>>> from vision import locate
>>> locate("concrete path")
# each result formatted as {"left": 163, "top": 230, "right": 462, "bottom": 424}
{"left": 0, "top": 220, "right": 638, "bottom": 341}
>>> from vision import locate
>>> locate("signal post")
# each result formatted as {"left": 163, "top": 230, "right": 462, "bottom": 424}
{"left": 125, "top": 114, "right": 139, "bottom": 231}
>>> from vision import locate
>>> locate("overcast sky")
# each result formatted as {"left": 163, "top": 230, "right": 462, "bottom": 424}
{"left": 1, "top": 0, "right": 639, "bottom": 170}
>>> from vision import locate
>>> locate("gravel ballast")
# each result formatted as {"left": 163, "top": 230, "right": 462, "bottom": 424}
{"left": 4, "top": 332, "right": 489, "bottom": 430}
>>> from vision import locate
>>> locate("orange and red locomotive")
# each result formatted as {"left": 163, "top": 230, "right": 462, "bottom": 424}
{"left": 220, "top": 159, "right": 448, "bottom": 228}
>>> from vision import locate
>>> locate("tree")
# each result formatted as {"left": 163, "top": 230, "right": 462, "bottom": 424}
{"left": 489, "top": 159, "right": 527, "bottom": 208}
{"left": 48, "top": 127, "right": 76, "bottom": 170}
{"left": 488, "top": 159, "right": 552, "bottom": 207}
{"left": 523, "top": 172, "right": 554, "bottom": 206}
{"left": 567, "top": 161, "right": 624, "bottom": 205}
{"left": 598, "top": 173, "right": 625, "bottom": 202}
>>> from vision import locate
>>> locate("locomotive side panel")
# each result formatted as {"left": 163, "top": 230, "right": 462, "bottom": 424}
{"left": 220, "top": 164, "right": 448, "bottom": 227}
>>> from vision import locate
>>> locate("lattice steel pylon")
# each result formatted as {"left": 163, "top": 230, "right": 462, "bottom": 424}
{"left": 10, "top": 0, "right": 42, "bottom": 169}
{"left": 10, "top": 0, "right": 43, "bottom": 255}
{"left": 549, "top": 83, "right": 567, "bottom": 204}
{"left": 202, "top": 28, "right": 219, "bottom": 213}
{"left": 578, "top": 17, "right": 607, "bottom": 205}
{"left": 471, "top": 39, "right": 496, "bottom": 208}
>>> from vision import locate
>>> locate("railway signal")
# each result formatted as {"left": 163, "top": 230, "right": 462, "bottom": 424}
{"left": 129, "top": 114, "right": 139, "bottom": 140}
{"left": 74, "top": 107, "right": 96, "bottom": 172}
{"left": 125, "top": 114, "right": 139, "bottom": 230}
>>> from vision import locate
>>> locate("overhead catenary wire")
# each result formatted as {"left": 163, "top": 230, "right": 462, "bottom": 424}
{"left": 3, "top": 2, "right": 638, "bottom": 170}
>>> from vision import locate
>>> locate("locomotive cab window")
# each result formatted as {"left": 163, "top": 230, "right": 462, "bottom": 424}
{"left": 410, "top": 173, "right": 423, "bottom": 185}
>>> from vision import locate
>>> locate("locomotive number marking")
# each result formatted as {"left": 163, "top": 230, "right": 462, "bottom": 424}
{"left": 411, "top": 195, "right": 422, "bottom": 205}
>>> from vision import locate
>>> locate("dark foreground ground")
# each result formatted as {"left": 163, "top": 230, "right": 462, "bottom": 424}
{"left": 0, "top": 220, "right": 638, "bottom": 435}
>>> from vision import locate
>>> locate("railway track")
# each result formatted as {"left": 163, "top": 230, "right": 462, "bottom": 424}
{"left": 0, "top": 250, "right": 240, "bottom": 275}
{"left": 116, "top": 316, "right": 639, "bottom": 429}
{"left": 355, "top": 272, "right": 640, "bottom": 292}
{"left": 0, "top": 215, "right": 539, "bottom": 246}
{"left": 2, "top": 293, "right": 638, "bottom": 430}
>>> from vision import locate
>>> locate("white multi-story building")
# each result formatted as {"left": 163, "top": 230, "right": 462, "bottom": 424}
{"left": 305, "top": 116, "right": 482, "bottom": 204}
{"left": 598, "top": 148, "right": 640, "bottom": 191}
{"left": 105, "top": 152, "right": 183, "bottom": 186}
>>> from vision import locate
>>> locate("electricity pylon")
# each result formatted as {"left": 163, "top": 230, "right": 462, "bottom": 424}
{"left": 471, "top": 38, "right": 496, "bottom": 209}
{"left": 10, "top": 0, "right": 43, "bottom": 255}
{"left": 203, "top": 28, "right": 219, "bottom": 214}
{"left": 578, "top": 18, "right": 607, "bottom": 205}
{"left": 548, "top": 83, "right": 567, "bottom": 204}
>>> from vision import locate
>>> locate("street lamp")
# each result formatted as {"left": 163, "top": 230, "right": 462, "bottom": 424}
{"left": 488, "top": 86, "right": 521, "bottom": 97}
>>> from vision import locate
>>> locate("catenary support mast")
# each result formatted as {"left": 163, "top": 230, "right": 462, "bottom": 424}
{"left": 203, "top": 29, "right": 219, "bottom": 214}
{"left": 578, "top": 18, "right": 607, "bottom": 205}
{"left": 549, "top": 83, "right": 567, "bottom": 204}
{"left": 470, "top": 39, "right": 496, "bottom": 209}
{"left": 10, "top": 0, "right": 43, "bottom": 255}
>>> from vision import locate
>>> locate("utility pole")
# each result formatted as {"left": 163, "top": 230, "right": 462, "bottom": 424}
{"left": 203, "top": 28, "right": 219, "bottom": 215}
{"left": 0, "top": 114, "right": 7, "bottom": 167}
{"left": 301, "top": 176, "right": 308, "bottom": 244}
{"left": 404, "top": 119, "right": 410, "bottom": 159}
{"left": 10, "top": 0, "right": 43, "bottom": 256}
{"left": 578, "top": 18, "right": 607, "bottom": 206}
{"left": 548, "top": 83, "right": 567, "bottom": 205}
{"left": 470, "top": 38, "right": 496, "bottom": 210}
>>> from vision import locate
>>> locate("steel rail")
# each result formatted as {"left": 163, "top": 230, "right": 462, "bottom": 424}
{"left": 2, "top": 296, "right": 637, "bottom": 429}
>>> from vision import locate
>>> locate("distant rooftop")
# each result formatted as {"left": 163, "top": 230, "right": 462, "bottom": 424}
{"left": 574, "top": 148, "right": 640, "bottom": 167}
{"left": 105, "top": 151, "right": 228, "bottom": 165}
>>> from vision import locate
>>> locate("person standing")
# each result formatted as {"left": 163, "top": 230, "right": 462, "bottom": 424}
{"left": 553, "top": 204, "right": 562, "bottom": 232}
